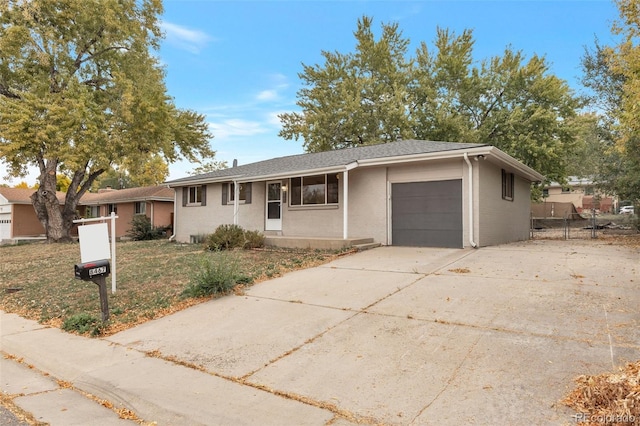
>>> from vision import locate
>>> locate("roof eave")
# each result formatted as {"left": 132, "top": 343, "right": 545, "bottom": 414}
{"left": 165, "top": 174, "right": 245, "bottom": 187}
{"left": 485, "top": 147, "right": 545, "bottom": 182}
{"left": 356, "top": 145, "right": 493, "bottom": 168}
{"left": 79, "top": 197, "right": 174, "bottom": 205}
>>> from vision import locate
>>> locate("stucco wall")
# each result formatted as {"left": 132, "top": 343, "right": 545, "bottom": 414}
{"left": 477, "top": 163, "right": 531, "bottom": 246}
{"left": 348, "top": 167, "right": 388, "bottom": 243}
{"left": 174, "top": 184, "right": 264, "bottom": 243}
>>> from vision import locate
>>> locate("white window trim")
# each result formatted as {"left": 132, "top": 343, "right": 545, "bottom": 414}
{"left": 289, "top": 174, "right": 339, "bottom": 207}
{"left": 187, "top": 186, "right": 202, "bottom": 206}
{"left": 227, "top": 183, "right": 247, "bottom": 204}
{"left": 135, "top": 201, "right": 147, "bottom": 215}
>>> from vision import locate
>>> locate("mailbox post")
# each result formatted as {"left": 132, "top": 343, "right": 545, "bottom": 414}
{"left": 75, "top": 260, "right": 111, "bottom": 322}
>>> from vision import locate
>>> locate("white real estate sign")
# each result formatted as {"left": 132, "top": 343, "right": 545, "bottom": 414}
{"left": 78, "top": 223, "right": 111, "bottom": 263}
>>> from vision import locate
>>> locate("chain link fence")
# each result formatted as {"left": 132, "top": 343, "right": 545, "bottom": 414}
{"left": 531, "top": 211, "right": 639, "bottom": 240}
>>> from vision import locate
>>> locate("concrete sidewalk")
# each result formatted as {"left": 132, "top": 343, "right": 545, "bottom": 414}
{"left": 2, "top": 240, "right": 639, "bottom": 425}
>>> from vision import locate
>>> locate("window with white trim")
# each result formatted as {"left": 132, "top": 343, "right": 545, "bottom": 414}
{"left": 228, "top": 183, "right": 246, "bottom": 203}
{"left": 86, "top": 206, "right": 100, "bottom": 218}
{"left": 188, "top": 186, "right": 202, "bottom": 204}
{"left": 290, "top": 174, "right": 339, "bottom": 206}
{"left": 134, "top": 202, "right": 146, "bottom": 215}
{"left": 107, "top": 204, "right": 117, "bottom": 214}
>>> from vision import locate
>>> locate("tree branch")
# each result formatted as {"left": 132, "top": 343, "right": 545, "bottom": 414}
{"left": 73, "top": 26, "right": 104, "bottom": 70}
{"left": 0, "top": 84, "right": 20, "bottom": 99}
{"left": 76, "top": 45, "right": 129, "bottom": 69}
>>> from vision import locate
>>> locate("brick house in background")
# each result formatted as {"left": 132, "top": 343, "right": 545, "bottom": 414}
{"left": 0, "top": 185, "right": 175, "bottom": 244}
{"left": 0, "top": 187, "right": 68, "bottom": 243}
{"left": 79, "top": 186, "right": 175, "bottom": 238}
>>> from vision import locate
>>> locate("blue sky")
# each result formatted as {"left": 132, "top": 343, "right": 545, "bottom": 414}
{"left": 1, "top": 0, "right": 620, "bottom": 186}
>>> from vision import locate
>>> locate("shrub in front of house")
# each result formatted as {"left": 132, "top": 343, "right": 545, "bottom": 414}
{"left": 182, "top": 253, "right": 253, "bottom": 298}
{"left": 127, "top": 215, "right": 168, "bottom": 241}
{"left": 243, "top": 229, "right": 265, "bottom": 249}
{"left": 204, "top": 224, "right": 264, "bottom": 250}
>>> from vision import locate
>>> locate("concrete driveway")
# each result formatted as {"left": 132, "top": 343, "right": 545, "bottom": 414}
{"left": 105, "top": 240, "right": 639, "bottom": 425}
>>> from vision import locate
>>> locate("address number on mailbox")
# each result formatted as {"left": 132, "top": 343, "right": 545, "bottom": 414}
{"left": 89, "top": 266, "right": 107, "bottom": 277}
{"left": 75, "top": 260, "right": 111, "bottom": 281}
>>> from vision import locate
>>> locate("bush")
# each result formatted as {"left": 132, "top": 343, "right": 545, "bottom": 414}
{"left": 62, "top": 313, "right": 105, "bottom": 336}
{"left": 204, "top": 224, "right": 264, "bottom": 250}
{"left": 127, "top": 215, "right": 168, "bottom": 241}
{"left": 244, "top": 229, "right": 265, "bottom": 249}
{"left": 182, "top": 253, "right": 252, "bottom": 298}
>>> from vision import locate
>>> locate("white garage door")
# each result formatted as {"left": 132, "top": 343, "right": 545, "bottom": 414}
{"left": 0, "top": 213, "right": 12, "bottom": 240}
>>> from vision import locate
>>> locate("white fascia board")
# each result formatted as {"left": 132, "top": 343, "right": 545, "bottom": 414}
{"left": 356, "top": 146, "right": 493, "bottom": 168}
{"left": 357, "top": 146, "right": 544, "bottom": 183}
{"left": 485, "top": 147, "right": 545, "bottom": 182}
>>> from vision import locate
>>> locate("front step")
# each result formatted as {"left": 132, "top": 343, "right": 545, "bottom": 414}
{"left": 264, "top": 236, "right": 375, "bottom": 250}
{"left": 352, "top": 242, "right": 382, "bottom": 251}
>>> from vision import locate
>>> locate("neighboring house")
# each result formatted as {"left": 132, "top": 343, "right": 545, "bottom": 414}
{"left": 79, "top": 186, "right": 175, "bottom": 238}
{"left": 0, "top": 187, "right": 67, "bottom": 243}
{"left": 166, "top": 140, "right": 544, "bottom": 249}
{"left": 542, "top": 177, "right": 615, "bottom": 214}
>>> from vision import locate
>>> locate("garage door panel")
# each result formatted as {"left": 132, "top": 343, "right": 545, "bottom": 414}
{"left": 394, "top": 213, "right": 460, "bottom": 229}
{"left": 392, "top": 180, "right": 462, "bottom": 248}
{"left": 393, "top": 229, "right": 459, "bottom": 248}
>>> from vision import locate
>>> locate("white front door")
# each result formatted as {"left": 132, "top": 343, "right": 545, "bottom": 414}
{"left": 265, "top": 181, "right": 282, "bottom": 231}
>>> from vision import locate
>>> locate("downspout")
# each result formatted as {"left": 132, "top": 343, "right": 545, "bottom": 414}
{"left": 233, "top": 180, "right": 239, "bottom": 225}
{"left": 343, "top": 162, "right": 359, "bottom": 239}
{"left": 463, "top": 153, "right": 478, "bottom": 248}
{"left": 169, "top": 186, "right": 177, "bottom": 241}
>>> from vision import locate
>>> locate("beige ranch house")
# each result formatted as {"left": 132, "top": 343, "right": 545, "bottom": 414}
{"left": 166, "top": 140, "right": 544, "bottom": 249}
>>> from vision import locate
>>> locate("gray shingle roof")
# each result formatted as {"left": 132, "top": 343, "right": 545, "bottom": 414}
{"left": 167, "top": 140, "right": 487, "bottom": 185}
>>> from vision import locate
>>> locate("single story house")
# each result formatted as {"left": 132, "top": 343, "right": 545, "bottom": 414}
{"left": 79, "top": 186, "right": 175, "bottom": 238}
{"left": 166, "top": 140, "right": 544, "bottom": 249}
{"left": 0, "top": 187, "right": 68, "bottom": 243}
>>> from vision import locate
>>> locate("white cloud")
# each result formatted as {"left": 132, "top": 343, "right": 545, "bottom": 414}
{"left": 256, "top": 90, "right": 278, "bottom": 101}
{"left": 208, "top": 119, "right": 269, "bottom": 139}
{"left": 161, "top": 21, "right": 213, "bottom": 54}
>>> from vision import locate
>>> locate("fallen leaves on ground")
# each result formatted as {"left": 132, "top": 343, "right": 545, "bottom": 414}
{"left": 562, "top": 360, "right": 640, "bottom": 425}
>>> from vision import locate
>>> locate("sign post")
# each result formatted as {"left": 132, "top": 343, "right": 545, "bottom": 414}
{"left": 73, "top": 214, "right": 118, "bottom": 293}
{"left": 74, "top": 259, "right": 111, "bottom": 322}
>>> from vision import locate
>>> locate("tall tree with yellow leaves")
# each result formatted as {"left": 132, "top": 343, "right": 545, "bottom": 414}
{"left": 0, "top": 0, "right": 214, "bottom": 242}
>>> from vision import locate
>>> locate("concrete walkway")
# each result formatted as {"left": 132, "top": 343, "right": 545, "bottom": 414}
{"left": 2, "top": 240, "right": 639, "bottom": 425}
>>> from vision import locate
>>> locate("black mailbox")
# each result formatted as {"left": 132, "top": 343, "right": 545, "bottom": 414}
{"left": 75, "top": 260, "right": 111, "bottom": 281}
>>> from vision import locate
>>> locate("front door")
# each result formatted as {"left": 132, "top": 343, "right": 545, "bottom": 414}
{"left": 265, "top": 181, "right": 282, "bottom": 231}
